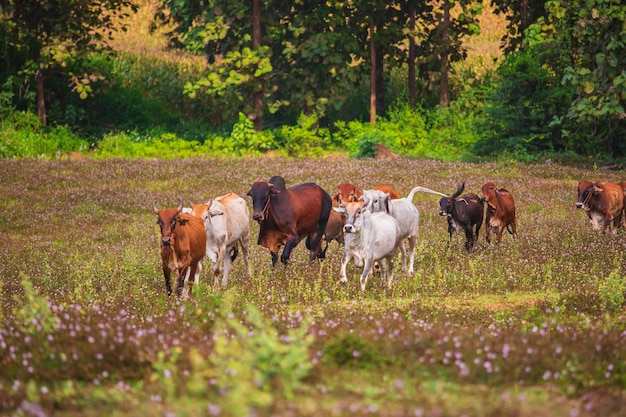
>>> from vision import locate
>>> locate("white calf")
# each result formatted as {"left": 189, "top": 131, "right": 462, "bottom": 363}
{"left": 334, "top": 201, "right": 401, "bottom": 291}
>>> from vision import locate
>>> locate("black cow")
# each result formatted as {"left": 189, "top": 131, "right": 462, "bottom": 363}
{"left": 438, "top": 183, "right": 484, "bottom": 251}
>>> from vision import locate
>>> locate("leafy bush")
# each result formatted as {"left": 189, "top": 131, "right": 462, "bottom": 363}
{"left": 0, "top": 111, "right": 89, "bottom": 158}
{"left": 274, "top": 113, "right": 330, "bottom": 157}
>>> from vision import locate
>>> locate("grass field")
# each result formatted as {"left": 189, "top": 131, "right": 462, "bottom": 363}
{"left": 1, "top": 157, "right": 625, "bottom": 416}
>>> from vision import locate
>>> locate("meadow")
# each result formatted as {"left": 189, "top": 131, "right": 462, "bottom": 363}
{"left": 0, "top": 156, "right": 625, "bottom": 416}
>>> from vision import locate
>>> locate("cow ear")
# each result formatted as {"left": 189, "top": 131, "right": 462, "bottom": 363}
{"left": 333, "top": 206, "right": 345, "bottom": 215}
{"left": 178, "top": 217, "right": 189, "bottom": 226}
{"left": 208, "top": 210, "right": 224, "bottom": 217}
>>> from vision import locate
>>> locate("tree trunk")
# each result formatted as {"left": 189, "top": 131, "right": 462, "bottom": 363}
{"left": 408, "top": 3, "right": 416, "bottom": 108}
{"left": 35, "top": 67, "right": 47, "bottom": 126}
{"left": 252, "top": 0, "right": 264, "bottom": 131}
{"left": 439, "top": 0, "right": 450, "bottom": 107}
{"left": 369, "top": 9, "right": 376, "bottom": 125}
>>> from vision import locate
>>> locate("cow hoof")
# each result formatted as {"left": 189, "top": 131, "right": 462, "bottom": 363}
{"left": 340, "top": 279, "right": 347, "bottom": 287}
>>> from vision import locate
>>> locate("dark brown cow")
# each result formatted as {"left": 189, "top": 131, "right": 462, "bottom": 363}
{"left": 438, "top": 183, "right": 484, "bottom": 251}
{"left": 247, "top": 176, "right": 332, "bottom": 266}
{"left": 576, "top": 181, "right": 625, "bottom": 234}
{"left": 319, "top": 208, "right": 345, "bottom": 259}
{"left": 481, "top": 182, "right": 518, "bottom": 243}
{"left": 153, "top": 198, "right": 206, "bottom": 297}
{"left": 333, "top": 182, "right": 401, "bottom": 206}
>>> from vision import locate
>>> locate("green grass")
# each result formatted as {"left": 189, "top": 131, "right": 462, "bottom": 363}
{"left": 0, "top": 157, "right": 625, "bottom": 416}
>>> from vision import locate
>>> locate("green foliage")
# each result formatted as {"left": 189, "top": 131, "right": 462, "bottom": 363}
{"left": 274, "top": 113, "right": 330, "bottom": 157}
{"left": 208, "top": 294, "right": 313, "bottom": 413}
{"left": 598, "top": 270, "right": 626, "bottom": 312}
{"left": 471, "top": 46, "right": 571, "bottom": 158}
{"left": 13, "top": 274, "right": 58, "bottom": 335}
{"left": 0, "top": 111, "right": 89, "bottom": 158}
{"left": 323, "top": 334, "right": 389, "bottom": 369}
{"left": 93, "top": 130, "right": 203, "bottom": 159}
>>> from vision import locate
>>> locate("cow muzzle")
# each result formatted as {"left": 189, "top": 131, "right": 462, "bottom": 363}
{"left": 343, "top": 224, "right": 355, "bottom": 233}
{"left": 438, "top": 210, "right": 447, "bottom": 216}
{"left": 252, "top": 212, "right": 264, "bottom": 223}
{"left": 575, "top": 202, "right": 584, "bottom": 210}
{"left": 161, "top": 237, "right": 172, "bottom": 246}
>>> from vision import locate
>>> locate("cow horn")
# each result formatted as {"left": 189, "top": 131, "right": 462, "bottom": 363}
{"left": 177, "top": 197, "right": 183, "bottom": 213}
{"left": 152, "top": 200, "right": 159, "bottom": 214}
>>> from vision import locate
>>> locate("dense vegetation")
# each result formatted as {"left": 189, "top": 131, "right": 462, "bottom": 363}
{"left": 1, "top": 157, "right": 625, "bottom": 416}
{"left": 0, "top": 0, "right": 624, "bottom": 162}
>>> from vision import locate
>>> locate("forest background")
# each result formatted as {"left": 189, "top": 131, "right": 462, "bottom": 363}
{"left": 0, "top": 0, "right": 624, "bottom": 163}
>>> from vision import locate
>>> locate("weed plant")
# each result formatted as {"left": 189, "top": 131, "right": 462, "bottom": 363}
{"left": 0, "top": 157, "right": 625, "bottom": 416}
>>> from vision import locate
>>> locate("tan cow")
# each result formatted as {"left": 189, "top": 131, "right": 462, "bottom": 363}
{"left": 191, "top": 192, "right": 251, "bottom": 289}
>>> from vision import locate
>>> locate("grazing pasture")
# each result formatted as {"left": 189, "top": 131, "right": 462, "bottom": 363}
{"left": 0, "top": 157, "right": 625, "bottom": 417}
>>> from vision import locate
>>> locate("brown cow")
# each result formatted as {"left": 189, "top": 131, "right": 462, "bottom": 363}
{"left": 481, "top": 182, "right": 518, "bottom": 243}
{"left": 247, "top": 175, "right": 332, "bottom": 266}
{"left": 153, "top": 198, "right": 206, "bottom": 297}
{"left": 576, "top": 181, "right": 625, "bottom": 234}
{"left": 333, "top": 182, "right": 401, "bottom": 206}
{"left": 319, "top": 208, "right": 345, "bottom": 259}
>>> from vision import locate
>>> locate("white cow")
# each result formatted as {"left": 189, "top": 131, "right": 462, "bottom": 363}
{"left": 334, "top": 201, "right": 401, "bottom": 291}
{"left": 190, "top": 192, "right": 251, "bottom": 289}
{"left": 361, "top": 187, "right": 421, "bottom": 275}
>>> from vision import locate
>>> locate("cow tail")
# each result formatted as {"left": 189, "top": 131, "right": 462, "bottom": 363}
{"left": 506, "top": 224, "right": 514, "bottom": 235}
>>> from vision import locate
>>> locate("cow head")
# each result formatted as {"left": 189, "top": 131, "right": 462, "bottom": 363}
{"left": 247, "top": 182, "right": 279, "bottom": 223}
{"left": 336, "top": 183, "right": 362, "bottom": 206}
{"left": 336, "top": 201, "right": 366, "bottom": 234}
{"left": 361, "top": 189, "right": 390, "bottom": 214}
{"left": 153, "top": 197, "right": 184, "bottom": 246}
{"left": 439, "top": 183, "right": 464, "bottom": 216}
{"left": 575, "top": 181, "right": 595, "bottom": 211}
{"left": 481, "top": 182, "right": 496, "bottom": 203}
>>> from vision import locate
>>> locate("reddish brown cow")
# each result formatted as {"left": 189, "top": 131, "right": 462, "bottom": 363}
{"left": 481, "top": 182, "right": 518, "bottom": 243}
{"left": 247, "top": 175, "right": 332, "bottom": 266}
{"left": 333, "top": 183, "right": 401, "bottom": 206}
{"left": 576, "top": 181, "right": 625, "bottom": 234}
{"left": 153, "top": 198, "right": 206, "bottom": 297}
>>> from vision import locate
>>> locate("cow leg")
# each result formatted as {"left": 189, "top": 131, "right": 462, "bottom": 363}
{"left": 213, "top": 247, "right": 226, "bottom": 288}
{"left": 163, "top": 268, "right": 172, "bottom": 296}
{"left": 271, "top": 251, "right": 279, "bottom": 267}
{"left": 360, "top": 257, "right": 375, "bottom": 291}
{"left": 280, "top": 236, "right": 299, "bottom": 265}
{"left": 398, "top": 240, "right": 407, "bottom": 273}
{"left": 406, "top": 236, "right": 417, "bottom": 275}
{"left": 240, "top": 237, "right": 252, "bottom": 279}
{"left": 175, "top": 269, "right": 185, "bottom": 297}
{"left": 221, "top": 246, "right": 234, "bottom": 288}
{"left": 463, "top": 227, "right": 474, "bottom": 251}
{"left": 339, "top": 252, "right": 352, "bottom": 286}
{"left": 382, "top": 256, "right": 394, "bottom": 288}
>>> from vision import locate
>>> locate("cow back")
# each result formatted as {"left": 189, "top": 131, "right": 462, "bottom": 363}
{"left": 373, "top": 184, "right": 401, "bottom": 199}
{"left": 175, "top": 213, "right": 207, "bottom": 262}
{"left": 214, "top": 192, "right": 250, "bottom": 245}
{"left": 455, "top": 193, "right": 484, "bottom": 224}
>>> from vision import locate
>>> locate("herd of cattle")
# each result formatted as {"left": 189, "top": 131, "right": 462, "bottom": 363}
{"left": 152, "top": 177, "right": 626, "bottom": 296}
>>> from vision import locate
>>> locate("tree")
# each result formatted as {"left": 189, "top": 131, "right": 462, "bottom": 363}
{"left": 0, "top": 0, "right": 132, "bottom": 126}
{"left": 491, "top": 0, "right": 546, "bottom": 52}
{"left": 176, "top": 0, "right": 362, "bottom": 130}
{"left": 417, "top": 0, "right": 482, "bottom": 106}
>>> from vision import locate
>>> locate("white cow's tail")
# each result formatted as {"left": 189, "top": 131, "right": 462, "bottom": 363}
{"left": 406, "top": 186, "right": 448, "bottom": 201}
